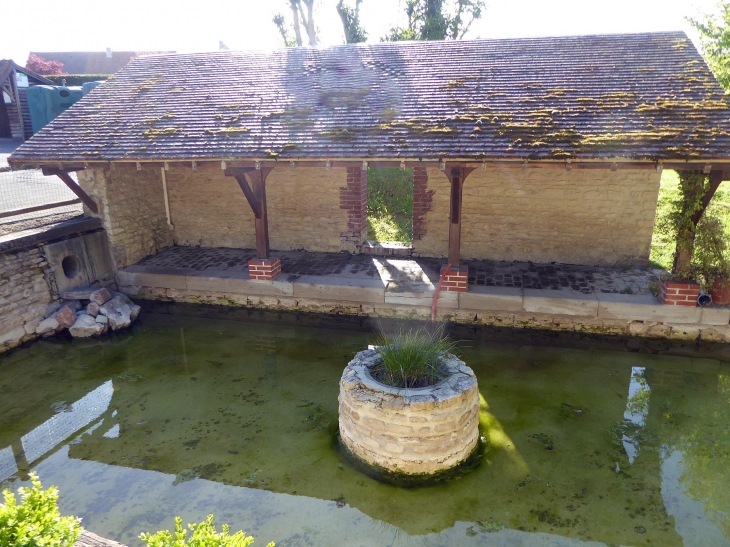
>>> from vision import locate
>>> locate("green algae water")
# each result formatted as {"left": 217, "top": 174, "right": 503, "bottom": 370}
{"left": 1, "top": 311, "right": 729, "bottom": 547}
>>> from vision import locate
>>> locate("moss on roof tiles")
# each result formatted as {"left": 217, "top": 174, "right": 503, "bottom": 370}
{"left": 9, "top": 31, "right": 730, "bottom": 163}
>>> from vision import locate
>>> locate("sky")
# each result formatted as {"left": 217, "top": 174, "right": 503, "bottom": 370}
{"left": 0, "top": 0, "right": 722, "bottom": 67}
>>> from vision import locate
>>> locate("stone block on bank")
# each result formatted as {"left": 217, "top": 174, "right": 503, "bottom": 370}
{"left": 95, "top": 314, "right": 108, "bottom": 325}
{"left": 69, "top": 313, "right": 107, "bottom": 338}
{"left": 90, "top": 288, "right": 113, "bottom": 306}
{"left": 523, "top": 289, "right": 599, "bottom": 317}
{"left": 598, "top": 293, "right": 702, "bottom": 323}
{"left": 458, "top": 286, "right": 523, "bottom": 312}
{"left": 36, "top": 316, "right": 60, "bottom": 336}
{"left": 55, "top": 305, "right": 78, "bottom": 328}
{"left": 87, "top": 302, "right": 100, "bottom": 317}
{"left": 100, "top": 294, "right": 141, "bottom": 331}
{"left": 700, "top": 307, "right": 730, "bottom": 326}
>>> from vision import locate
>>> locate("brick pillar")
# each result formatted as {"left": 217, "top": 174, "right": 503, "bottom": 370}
{"left": 440, "top": 265, "right": 469, "bottom": 293}
{"left": 412, "top": 166, "right": 432, "bottom": 241}
{"left": 248, "top": 257, "right": 281, "bottom": 281}
{"left": 340, "top": 167, "right": 368, "bottom": 251}
{"left": 659, "top": 280, "right": 699, "bottom": 306}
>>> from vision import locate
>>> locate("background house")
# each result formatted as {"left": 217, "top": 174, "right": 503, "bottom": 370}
{"left": 29, "top": 50, "right": 175, "bottom": 75}
{"left": 0, "top": 60, "right": 53, "bottom": 140}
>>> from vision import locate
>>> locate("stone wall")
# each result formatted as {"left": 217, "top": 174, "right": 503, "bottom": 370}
{"left": 0, "top": 247, "right": 55, "bottom": 352}
{"left": 79, "top": 166, "right": 174, "bottom": 269}
{"left": 339, "top": 349, "right": 480, "bottom": 475}
{"left": 82, "top": 163, "right": 362, "bottom": 270}
{"left": 412, "top": 167, "right": 661, "bottom": 266}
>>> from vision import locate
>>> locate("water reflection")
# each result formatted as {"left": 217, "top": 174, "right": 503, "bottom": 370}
{"left": 21, "top": 380, "right": 113, "bottom": 463}
{"left": 0, "top": 315, "right": 728, "bottom": 547}
{"left": 0, "top": 445, "right": 17, "bottom": 483}
{"left": 622, "top": 366, "right": 651, "bottom": 464}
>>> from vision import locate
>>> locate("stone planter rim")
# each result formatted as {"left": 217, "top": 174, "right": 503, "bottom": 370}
{"left": 347, "top": 348, "right": 475, "bottom": 399}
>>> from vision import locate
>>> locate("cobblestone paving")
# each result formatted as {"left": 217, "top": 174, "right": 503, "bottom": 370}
{"left": 138, "top": 246, "right": 660, "bottom": 294}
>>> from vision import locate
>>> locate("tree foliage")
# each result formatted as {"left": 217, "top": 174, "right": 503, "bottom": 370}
{"left": 382, "top": 0, "right": 485, "bottom": 42}
{"left": 273, "top": 0, "right": 318, "bottom": 47}
{"left": 337, "top": 0, "right": 368, "bottom": 44}
{"left": 688, "top": 3, "right": 730, "bottom": 92}
{"left": 25, "top": 54, "right": 64, "bottom": 75}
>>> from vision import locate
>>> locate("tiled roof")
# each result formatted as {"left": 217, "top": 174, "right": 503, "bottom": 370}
{"left": 28, "top": 51, "right": 175, "bottom": 75}
{"left": 11, "top": 32, "right": 730, "bottom": 164}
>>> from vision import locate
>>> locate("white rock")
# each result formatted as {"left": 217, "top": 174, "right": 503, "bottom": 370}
{"left": 95, "top": 314, "right": 108, "bottom": 325}
{"left": 69, "top": 313, "right": 106, "bottom": 338}
{"left": 100, "top": 295, "right": 141, "bottom": 331}
{"left": 36, "top": 316, "right": 60, "bottom": 336}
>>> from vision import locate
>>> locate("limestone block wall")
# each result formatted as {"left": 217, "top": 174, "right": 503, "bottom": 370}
{"left": 0, "top": 247, "right": 55, "bottom": 352}
{"left": 339, "top": 349, "right": 480, "bottom": 475}
{"left": 412, "top": 167, "right": 661, "bottom": 266}
{"left": 164, "top": 165, "right": 256, "bottom": 249}
{"left": 79, "top": 166, "right": 174, "bottom": 269}
{"left": 164, "top": 164, "right": 355, "bottom": 253}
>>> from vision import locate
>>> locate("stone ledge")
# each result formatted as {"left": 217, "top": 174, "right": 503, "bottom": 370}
{"left": 523, "top": 289, "right": 599, "bottom": 317}
{"left": 597, "top": 293, "right": 702, "bottom": 323}
{"left": 459, "top": 286, "right": 523, "bottom": 312}
{"left": 292, "top": 275, "right": 384, "bottom": 303}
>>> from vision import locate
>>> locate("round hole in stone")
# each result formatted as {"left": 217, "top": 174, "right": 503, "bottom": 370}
{"left": 62, "top": 255, "right": 81, "bottom": 279}
{"left": 59, "top": 89, "right": 70, "bottom": 98}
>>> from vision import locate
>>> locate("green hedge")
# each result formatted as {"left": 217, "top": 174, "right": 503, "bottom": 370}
{"left": 45, "top": 74, "right": 111, "bottom": 86}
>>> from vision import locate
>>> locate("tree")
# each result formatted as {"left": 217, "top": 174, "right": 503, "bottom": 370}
{"left": 688, "top": 3, "right": 730, "bottom": 92}
{"left": 667, "top": 170, "right": 724, "bottom": 276}
{"left": 26, "top": 54, "right": 64, "bottom": 75}
{"left": 337, "top": 0, "right": 367, "bottom": 44}
{"left": 382, "top": 0, "right": 485, "bottom": 42}
{"left": 273, "top": 0, "right": 318, "bottom": 47}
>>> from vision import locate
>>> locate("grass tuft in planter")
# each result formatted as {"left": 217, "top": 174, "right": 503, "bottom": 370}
{"left": 371, "top": 324, "right": 458, "bottom": 389}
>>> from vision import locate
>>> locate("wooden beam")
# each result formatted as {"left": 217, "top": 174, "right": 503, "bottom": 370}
{"left": 231, "top": 173, "right": 261, "bottom": 218}
{"left": 0, "top": 198, "right": 82, "bottom": 220}
{"left": 43, "top": 169, "right": 98, "bottom": 214}
{"left": 224, "top": 167, "right": 273, "bottom": 258}
{"left": 691, "top": 169, "right": 725, "bottom": 226}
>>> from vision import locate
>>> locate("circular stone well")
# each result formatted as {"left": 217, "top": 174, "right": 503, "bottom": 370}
{"left": 338, "top": 348, "right": 480, "bottom": 476}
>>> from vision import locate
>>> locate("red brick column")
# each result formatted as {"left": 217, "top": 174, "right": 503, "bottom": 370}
{"left": 340, "top": 167, "right": 368, "bottom": 250}
{"left": 659, "top": 280, "right": 699, "bottom": 306}
{"left": 440, "top": 265, "right": 469, "bottom": 293}
{"left": 412, "top": 166, "right": 432, "bottom": 241}
{"left": 248, "top": 257, "right": 282, "bottom": 281}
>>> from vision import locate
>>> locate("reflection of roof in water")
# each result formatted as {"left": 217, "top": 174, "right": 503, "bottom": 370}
{"left": 0, "top": 445, "right": 18, "bottom": 483}
{"left": 21, "top": 380, "right": 113, "bottom": 463}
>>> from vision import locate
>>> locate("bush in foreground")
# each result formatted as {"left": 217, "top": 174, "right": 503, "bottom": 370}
{"left": 140, "top": 515, "right": 274, "bottom": 547}
{"left": 0, "top": 473, "right": 82, "bottom": 547}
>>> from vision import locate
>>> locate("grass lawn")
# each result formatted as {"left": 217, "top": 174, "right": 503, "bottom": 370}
{"left": 649, "top": 170, "right": 730, "bottom": 271}
{"left": 366, "top": 167, "right": 413, "bottom": 243}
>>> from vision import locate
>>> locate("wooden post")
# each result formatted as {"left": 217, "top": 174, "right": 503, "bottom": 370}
{"left": 446, "top": 165, "right": 475, "bottom": 266}
{"left": 250, "top": 168, "right": 271, "bottom": 259}
{"left": 448, "top": 168, "right": 463, "bottom": 266}
{"left": 224, "top": 166, "right": 273, "bottom": 260}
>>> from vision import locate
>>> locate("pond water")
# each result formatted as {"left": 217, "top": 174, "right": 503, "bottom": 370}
{"left": 1, "top": 311, "right": 729, "bottom": 547}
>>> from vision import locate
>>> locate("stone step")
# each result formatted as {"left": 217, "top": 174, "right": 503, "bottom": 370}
{"left": 60, "top": 288, "right": 95, "bottom": 300}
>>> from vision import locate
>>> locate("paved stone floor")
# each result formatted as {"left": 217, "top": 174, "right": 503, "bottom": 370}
{"left": 139, "top": 246, "right": 661, "bottom": 295}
